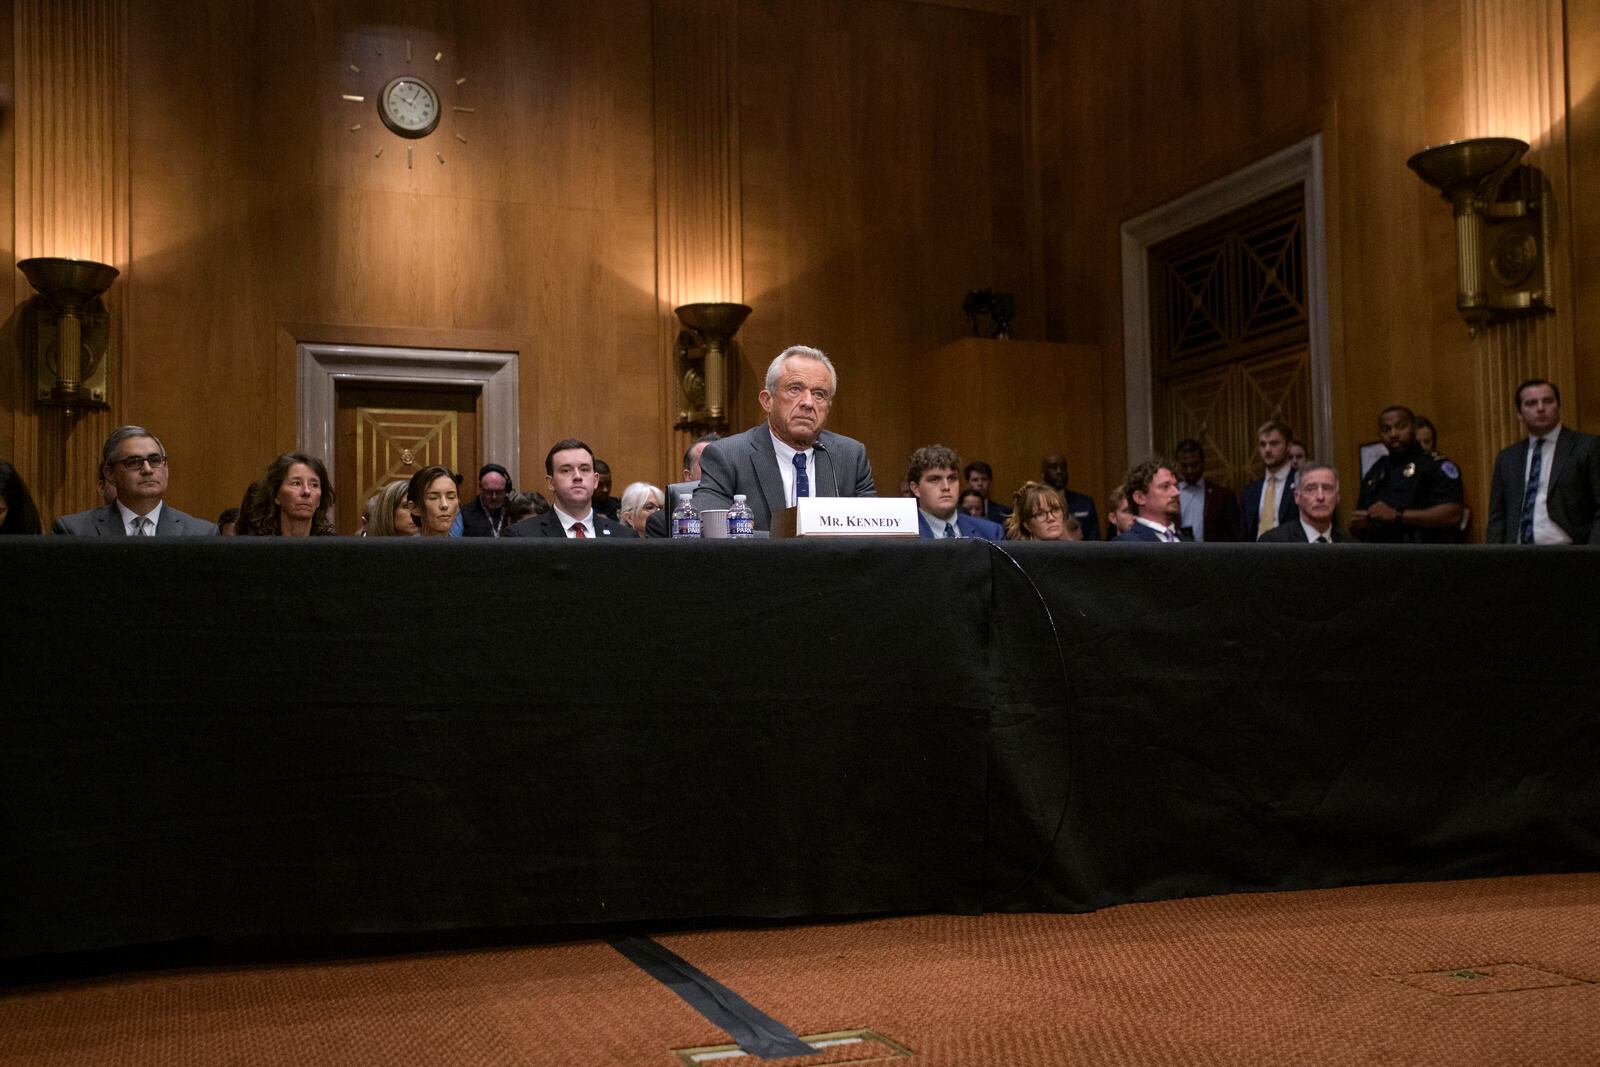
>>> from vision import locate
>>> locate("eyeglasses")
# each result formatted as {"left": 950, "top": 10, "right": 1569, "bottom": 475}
{"left": 111, "top": 453, "right": 167, "bottom": 472}
{"left": 641, "top": 501, "right": 661, "bottom": 512}
{"left": 1034, "top": 504, "right": 1063, "bottom": 518}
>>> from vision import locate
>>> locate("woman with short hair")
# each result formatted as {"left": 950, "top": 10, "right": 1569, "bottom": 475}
{"left": 618, "top": 482, "right": 664, "bottom": 537}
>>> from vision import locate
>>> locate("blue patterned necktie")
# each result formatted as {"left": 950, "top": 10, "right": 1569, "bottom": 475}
{"left": 944, "top": 521, "right": 958, "bottom": 539}
{"left": 1519, "top": 438, "right": 1543, "bottom": 544}
{"left": 793, "top": 452, "right": 809, "bottom": 500}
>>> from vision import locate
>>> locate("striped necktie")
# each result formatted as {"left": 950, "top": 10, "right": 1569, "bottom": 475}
{"left": 1519, "top": 439, "right": 1543, "bottom": 544}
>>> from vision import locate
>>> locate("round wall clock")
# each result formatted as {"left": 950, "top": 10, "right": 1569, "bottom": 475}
{"left": 378, "top": 75, "right": 440, "bottom": 138}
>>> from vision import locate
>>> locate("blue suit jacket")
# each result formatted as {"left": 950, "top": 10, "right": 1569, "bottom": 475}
{"left": 917, "top": 512, "right": 1005, "bottom": 541}
{"left": 1113, "top": 522, "right": 1188, "bottom": 543}
{"left": 1238, "top": 469, "right": 1298, "bottom": 542}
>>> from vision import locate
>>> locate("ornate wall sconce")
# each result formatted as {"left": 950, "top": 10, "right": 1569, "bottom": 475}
{"left": 673, "top": 302, "right": 751, "bottom": 434}
{"left": 1406, "top": 137, "right": 1552, "bottom": 336}
{"left": 17, "top": 256, "right": 119, "bottom": 416}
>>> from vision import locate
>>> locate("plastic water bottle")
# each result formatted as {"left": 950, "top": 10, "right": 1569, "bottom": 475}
{"left": 727, "top": 494, "right": 755, "bottom": 538}
{"left": 671, "top": 493, "right": 701, "bottom": 539}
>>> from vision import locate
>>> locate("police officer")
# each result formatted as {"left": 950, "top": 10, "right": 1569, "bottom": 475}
{"left": 1352, "top": 405, "right": 1464, "bottom": 543}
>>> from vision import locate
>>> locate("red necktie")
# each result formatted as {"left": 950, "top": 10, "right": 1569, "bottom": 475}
{"left": 572, "top": 521, "right": 587, "bottom": 539}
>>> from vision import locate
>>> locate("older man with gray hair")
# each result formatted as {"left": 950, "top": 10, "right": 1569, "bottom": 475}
{"left": 53, "top": 425, "right": 217, "bottom": 536}
{"left": 693, "top": 344, "right": 876, "bottom": 531}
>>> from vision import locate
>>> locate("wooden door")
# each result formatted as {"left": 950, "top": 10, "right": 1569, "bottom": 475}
{"left": 334, "top": 384, "right": 481, "bottom": 534}
{"left": 1151, "top": 186, "right": 1312, "bottom": 489}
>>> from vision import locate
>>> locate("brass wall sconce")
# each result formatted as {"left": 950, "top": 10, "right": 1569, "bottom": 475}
{"left": 1406, "top": 137, "right": 1552, "bottom": 335}
{"left": 673, "top": 302, "right": 751, "bottom": 434}
{"left": 18, "top": 256, "right": 119, "bottom": 415}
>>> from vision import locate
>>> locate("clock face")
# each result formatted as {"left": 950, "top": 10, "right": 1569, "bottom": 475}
{"left": 379, "top": 76, "right": 440, "bottom": 138}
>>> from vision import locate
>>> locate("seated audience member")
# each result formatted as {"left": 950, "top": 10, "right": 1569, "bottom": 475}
{"left": 1257, "top": 463, "right": 1351, "bottom": 543}
{"left": 1413, "top": 417, "right": 1437, "bottom": 453}
{"left": 0, "top": 460, "right": 43, "bottom": 535}
{"left": 694, "top": 345, "right": 875, "bottom": 531}
{"left": 233, "top": 480, "right": 273, "bottom": 535}
{"left": 241, "top": 452, "right": 336, "bottom": 537}
{"left": 908, "top": 445, "right": 1004, "bottom": 540}
{"left": 1413, "top": 415, "right": 1469, "bottom": 539}
{"left": 1288, "top": 439, "right": 1308, "bottom": 470}
{"left": 1061, "top": 514, "right": 1084, "bottom": 541}
{"left": 1106, "top": 488, "right": 1136, "bottom": 537}
{"left": 216, "top": 508, "right": 240, "bottom": 536}
{"left": 408, "top": 465, "right": 461, "bottom": 538}
{"left": 1173, "top": 438, "right": 1240, "bottom": 542}
{"left": 460, "top": 463, "right": 515, "bottom": 538}
{"left": 1351, "top": 405, "right": 1463, "bottom": 543}
{"left": 507, "top": 438, "right": 637, "bottom": 539}
{"left": 963, "top": 461, "right": 1012, "bottom": 525}
{"left": 1114, "top": 458, "right": 1186, "bottom": 542}
{"left": 54, "top": 425, "right": 217, "bottom": 537}
{"left": 364, "top": 480, "right": 417, "bottom": 537}
{"left": 1040, "top": 453, "right": 1101, "bottom": 539}
{"left": 505, "top": 491, "right": 548, "bottom": 525}
{"left": 1005, "top": 481, "right": 1070, "bottom": 541}
{"left": 646, "top": 433, "right": 721, "bottom": 539}
{"left": 619, "top": 482, "right": 665, "bottom": 536}
{"left": 592, "top": 458, "right": 622, "bottom": 522}
{"left": 1240, "top": 419, "right": 1298, "bottom": 541}
{"left": 959, "top": 488, "right": 987, "bottom": 518}
{"left": 1486, "top": 379, "right": 1600, "bottom": 544}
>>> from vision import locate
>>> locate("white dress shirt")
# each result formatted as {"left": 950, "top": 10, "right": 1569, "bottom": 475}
{"left": 768, "top": 428, "right": 817, "bottom": 507}
{"left": 1299, "top": 518, "right": 1334, "bottom": 543}
{"left": 921, "top": 509, "right": 960, "bottom": 537}
{"left": 554, "top": 507, "right": 598, "bottom": 538}
{"left": 1179, "top": 479, "right": 1206, "bottom": 542}
{"left": 1259, "top": 466, "right": 1290, "bottom": 529}
{"left": 116, "top": 500, "right": 164, "bottom": 536}
{"left": 1524, "top": 425, "right": 1571, "bottom": 545}
{"left": 1133, "top": 516, "right": 1180, "bottom": 542}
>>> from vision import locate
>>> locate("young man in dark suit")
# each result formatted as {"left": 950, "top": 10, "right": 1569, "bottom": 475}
{"left": 1238, "top": 419, "right": 1298, "bottom": 541}
{"left": 506, "top": 438, "right": 637, "bottom": 539}
{"left": 909, "top": 446, "right": 1004, "bottom": 540}
{"left": 1257, "top": 463, "right": 1352, "bottom": 543}
{"left": 1485, "top": 379, "right": 1600, "bottom": 544}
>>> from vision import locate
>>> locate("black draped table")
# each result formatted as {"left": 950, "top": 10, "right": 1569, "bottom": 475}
{"left": 2, "top": 539, "right": 1597, "bottom": 961}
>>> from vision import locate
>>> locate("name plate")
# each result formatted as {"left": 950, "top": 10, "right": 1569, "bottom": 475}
{"left": 771, "top": 497, "right": 920, "bottom": 538}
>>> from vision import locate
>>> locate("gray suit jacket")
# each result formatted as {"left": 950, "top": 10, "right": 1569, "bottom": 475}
{"left": 51, "top": 502, "right": 218, "bottom": 537}
{"left": 1485, "top": 428, "right": 1600, "bottom": 544}
{"left": 693, "top": 424, "right": 876, "bottom": 531}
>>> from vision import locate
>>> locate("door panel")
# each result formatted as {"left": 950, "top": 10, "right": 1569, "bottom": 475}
{"left": 334, "top": 385, "right": 480, "bottom": 534}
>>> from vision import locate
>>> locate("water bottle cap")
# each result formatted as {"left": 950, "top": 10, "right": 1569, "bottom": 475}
{"left": 733, "top": 494, "right": 746, "bottom": 503}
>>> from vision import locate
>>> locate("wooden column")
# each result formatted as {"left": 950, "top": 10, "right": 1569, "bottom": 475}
{"left": 652, "top": 0, "right": 743, "bottom": 473}
{"left": 11, "top": 0, "right": 129, "bottom": 522}
{"left": 1460, "top": 0, "right": 1574, "bottom": 465}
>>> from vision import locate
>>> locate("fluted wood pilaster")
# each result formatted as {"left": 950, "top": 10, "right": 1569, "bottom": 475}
{"left": 653, "top": 0, "right": 743, "bottom": 471}
{"left": 12, "top": 0, "right": 129, "bottom": 522}
{"left": 1460, "top": 0, "right": 1574, "bottom": 467}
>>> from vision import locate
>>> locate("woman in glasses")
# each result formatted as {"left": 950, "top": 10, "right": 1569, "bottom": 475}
{"left": 1005, "top": 480, "right": 1078, "bottom": 542}
{"left": 617, "top": 482, "right": 664, "bottom": 537}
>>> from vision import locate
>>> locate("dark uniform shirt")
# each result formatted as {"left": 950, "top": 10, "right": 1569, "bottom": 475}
{"left": 1356, "top": 444, "right": 1464, "bottom": 543}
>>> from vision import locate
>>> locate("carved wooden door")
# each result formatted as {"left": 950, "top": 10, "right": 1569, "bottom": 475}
{"left": 334, "top": 384, "right": 481, "bottom": 534}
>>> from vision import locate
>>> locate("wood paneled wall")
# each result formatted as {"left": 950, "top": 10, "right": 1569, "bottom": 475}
{"left": 1032, "top": 0, "right": 1597, "bottom": 533}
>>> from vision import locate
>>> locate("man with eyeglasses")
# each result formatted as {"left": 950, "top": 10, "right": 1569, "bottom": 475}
{"left": 694, "top": 345, "right": 875, "bottom": 531}
{"left": 1257, "top": 463, "right": 1351, "bottom": 543}
{"left": 52, "top": 425, "right": 218, "bottom": 537}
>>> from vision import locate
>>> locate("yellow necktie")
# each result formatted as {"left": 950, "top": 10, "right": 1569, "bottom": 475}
{"left": 1261, "top": 475, "right": 1278, "bottom": 532}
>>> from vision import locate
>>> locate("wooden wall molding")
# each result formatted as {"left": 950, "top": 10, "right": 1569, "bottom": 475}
{"left": 652, "top": 0, "right": 743, "bottom": 473}
{"left": 1120, "top": 135, "right": 1333, "bottom": 466}
{"left": 12, "top": 0, "right": 129, "bottom": 521}
{"left": 1461, "top": 0, "right": 1575, "bottom": 464}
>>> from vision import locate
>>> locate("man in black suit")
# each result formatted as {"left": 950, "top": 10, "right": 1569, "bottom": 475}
{"left": 1040, "top": 453, "right": 1101, "bottom": 540}
{"left": 1238, "top": 419, "right": 1298, "bottom": 541}
{"left": 52, "top": 425, "right": 217, "bottom": 537}
{"left": 1258, "top": 463, "right": 1352, "bottom": 543}
{"left": 694, "top": 345, "right": 875, "bottom": 530}
{"left": 644, "top": 432, "right": 721, "bottom": 539}
{"left": 459, "top": 463, "right": 515, "bottom": 537}
{"left": 1113, "top": 458, "right": 1186, "bottom": 542}
{"left": 1174, "top": 438, "right": 1240, "bottom": 542}
{"left": 506, "top": 439, "right": 637, "bottom": 539}
{"left": 1486, "top": 379, "right": 1600, "bottom": 544}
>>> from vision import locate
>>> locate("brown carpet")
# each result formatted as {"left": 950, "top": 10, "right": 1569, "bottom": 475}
{"left": 3, "top": 873, "right": 1597, "bottom": 1065}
